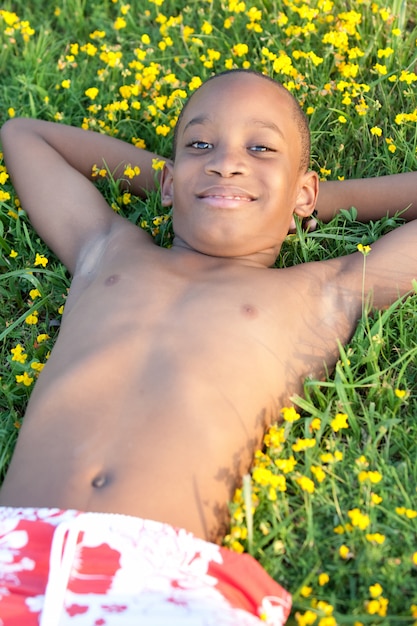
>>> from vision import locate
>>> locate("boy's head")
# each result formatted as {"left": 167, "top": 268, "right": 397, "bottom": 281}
{"left": 162, "top": 70, "right": 318, "bottom": 265}
{"left": 173, "top": 70, "right": 311, "bottom": 173}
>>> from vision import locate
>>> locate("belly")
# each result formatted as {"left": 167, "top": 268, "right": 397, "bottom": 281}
{"left": 0, "top": 293, "right": 280, "bottom": 540}
{"left": 0, "top": 350, "right": 270, "bottom": 541}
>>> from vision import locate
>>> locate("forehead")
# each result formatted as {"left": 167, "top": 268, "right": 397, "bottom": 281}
{"left": 178, "top": 73, "right": 297, "bottom": 137}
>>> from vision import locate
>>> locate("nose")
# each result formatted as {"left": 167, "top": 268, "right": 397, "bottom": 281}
{"left": 205, "top": 144, "right": 247, "bottom": 177}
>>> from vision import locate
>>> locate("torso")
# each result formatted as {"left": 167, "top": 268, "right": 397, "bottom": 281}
{"left": 0, "top": 224, "right": 361, "bottom": 541}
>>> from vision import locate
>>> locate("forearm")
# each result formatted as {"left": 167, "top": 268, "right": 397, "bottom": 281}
{"left": 316, "top": 172, "right": 417, "bottom": 223}
{"left": 1, "top": 118, "right": 165, "bottom": 197}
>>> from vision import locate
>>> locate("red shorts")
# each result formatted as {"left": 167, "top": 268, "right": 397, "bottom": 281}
{"left": 0, "top": 507, "right": 291, "bottom": 625}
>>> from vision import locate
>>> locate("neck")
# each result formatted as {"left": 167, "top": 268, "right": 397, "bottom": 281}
{"left": 171, "top": 236, "right": 280, "bottom": 269}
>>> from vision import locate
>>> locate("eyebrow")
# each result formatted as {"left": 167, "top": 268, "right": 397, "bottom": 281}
{"left": 182, "top": 115, "right": 211, "bottom": 134}
{"left": 250, "top": 119, "right": 285, "bottom": 140}
{"left": 182, "top": 115, "right": 285, "bottom": 140}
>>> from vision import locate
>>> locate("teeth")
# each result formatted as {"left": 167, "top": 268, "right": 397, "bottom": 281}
{"left": 210, "top": 195, "right": 250, "bottom": 200}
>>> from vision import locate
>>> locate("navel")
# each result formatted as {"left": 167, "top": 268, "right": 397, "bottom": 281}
{"left": 104, "top": 274, "right": 120, "bottom": 286}
{"left": 241, "top": 303, "right": 259, "bottom": 319}
{"left": 91, "top": 473, "right": 110, "bottom": 489}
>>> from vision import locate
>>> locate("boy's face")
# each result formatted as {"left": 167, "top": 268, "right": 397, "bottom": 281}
{"left": 162, "top": 72, "right": 318, "bottom": 265}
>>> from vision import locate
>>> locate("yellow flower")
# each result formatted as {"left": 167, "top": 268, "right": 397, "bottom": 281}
{"left": 320, "top": 452, "right": 339, "bottom": 463}
{"left": 399, "top": 70, "right": 417, "bottom": 84}
{"left": 330, "top": 412, "right": 348, "bottom": 432}
{"left": 156, "top": 124, "right": 171, "bottom": 137}
{"left": 338, "top": 115, "right": 347, "bottom": 123}
{"left": 152, "top": 158, "right": 165, "bottom": 171}
{"left": 295, "top": 609, "right": 317, "bottom": 626}
{"left": 9, "top": 249, "right": 18, "bottom": 258}
{"left": 358, "top": 470, "right": 382, "bottom": 484}
{"left": 311, "top": 465, "right": 326, "bottom": 483}
{"left": 189, "top": 76, "right": 202, "bottom": 91}
{"left": 81, "top": 42, "right": 98, "bottom": 56}
{"left": 366, "top": 596, "right": 389, "bottom": 617}
{"left": 113, "top": 16, "right": 127, "bottom": 30}
{"left": 371, "top": 126, "right": 382, "bottom": 136}
{"left": 368, "top": 470, "right": 382, "bottom": 483}
{"left": 230, "top": 539, "right": 244, "bottom": 553}
{"left": 348, "top": 507, "right": 370, "bottom": 530}
{"left": 318, "top": 573, "right": 330, "bottom": 586}
{"left": 357, "top": 243, "right": 371, "bottom": 256}
{"left": 232, "top": 43, "right": 248, "bottom": 57}
{"left": 252, "top": 467, "right": 286, "bottom": 491}
{"left": 16, "top": 372, "right": 34, "bottom": 386}
{"left": 61, "top": 79, "right": 71, "bottom": 89}
{"left": 201, "top": 20, "right": 212, "bottom": 34}
{"left": 228, "top": 0, "right": 246, "bottom": 12}
{"left": 8, "top": 107, "right": 15, "bottom": 118}
{"left": 296, "top": 475, "right": 315, "bottom": 493}
{"left": 123, "top": 165, "right": 141, "bottom": 179}
{"left": 25, "top": 311, "right": 39, "bottom": 325}
{"left": 366, "top": 533, "right": 385, "bottom": 544}
{"left": 29, "top": 288, "right": 41, "bottom": 299}
{"left": 374, "top": 63, "right": 387, "bottom": 75}
{"left": 379, "top": 7, "right": 391, "bottom": 21}
{"left": 339, "top": 544, "right": 351, "bottom": 559}
{"left": 300, "top": 585, "right": 313, "bottom": 597}
{"left": 91, "top": 164, "right": 107, "bottom": 178}
{"left": 292, "top": 438, "right": 316, "bottom": 452}
{"left": 85, "top": 87, "right": 99, "bottom": 100}
{"left": 371, "top": 493, "right": 383, "bottom": 505}
{"left": 34, "top": 253, "right": 48, "bottom": 267}
{"left": 275, "top": 456, "right": 297, "bottom": 474}
{"left": 281, "top": 406, "right": 300, "bottom": 422}
{"left": 89, "top": 29, "right": 105, "bottom": 40}
{"left": 395, "top": 388, "right": 407, "bottom": 399}
{"left": 263, "top": 424, "right": 286, "bottom": 447}
{"left": 36, "top": 334, "right": 50, "bottom": 344}
{"left": 31, "top": 361, "right": 45, "bottom": 372}
{"left": 11, "top": 344, "right": 28, "bottom": 364}
{"left": 356, "top": 455, "right": 368, "bottom": 466}
{"left": 252, "top": 467, "right": 273, "bottom": 486}
{"left": 412, "top": 552, "right": 417, "bottom": 566}
{"left": 310, "top": 417, "right": 321, "bottom": 430}
{"left": 318, "top": 618, "right": 336, "bottom": 626}
{"left": 395, "top": 506, "right": 417, "bottom": 519}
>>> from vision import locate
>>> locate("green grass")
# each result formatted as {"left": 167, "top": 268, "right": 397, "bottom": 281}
{"left": 0, "top": 0, "right": 417, "bottom": 623}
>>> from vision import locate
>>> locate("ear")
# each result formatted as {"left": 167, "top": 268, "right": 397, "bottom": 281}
{"left": 160, "top": 160, "right": 174, "bottom": 207}
{"left": 293, "top": 170, "right": 319, "bottom": 220}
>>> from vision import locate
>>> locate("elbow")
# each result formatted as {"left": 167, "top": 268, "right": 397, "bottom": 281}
{"left": 1, "top": 117, "right": 35, "bottom": 140}
{"left": 1, "top": 117, "right": 25, "bottom": 145}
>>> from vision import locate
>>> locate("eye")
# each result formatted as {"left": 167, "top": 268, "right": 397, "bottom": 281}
{"left": 188, "top": 140, "right": 213, "bottom": 150}
{"left": 249, "top": 145, "right": 276, "bottom": 153}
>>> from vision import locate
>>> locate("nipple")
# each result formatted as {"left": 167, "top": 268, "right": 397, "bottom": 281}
{"left": 241, "top": 303, "right": 259, "bottom": 319}
{"left": 104, "top": 274, "right": 120, "bottom": 286}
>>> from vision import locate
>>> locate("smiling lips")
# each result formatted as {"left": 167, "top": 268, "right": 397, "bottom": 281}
{"left": 197, "top": 186, "right": 256, "bottom": 207}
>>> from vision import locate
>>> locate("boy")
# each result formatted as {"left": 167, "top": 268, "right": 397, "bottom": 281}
{"left": 0, "top": 70, "right": 416, "bottom": 625}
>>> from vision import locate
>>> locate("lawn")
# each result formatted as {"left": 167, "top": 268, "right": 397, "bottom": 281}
{"left": 0, "top": 0, "right": 416, "bottom": 623}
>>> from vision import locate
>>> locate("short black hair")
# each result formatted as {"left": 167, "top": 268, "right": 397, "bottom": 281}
{"left": 172, "top": 69, "right": 311, "bottom": 172}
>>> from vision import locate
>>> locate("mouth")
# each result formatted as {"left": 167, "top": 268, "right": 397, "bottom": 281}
{"left": 196, "top": 186, "right": 256, "bottom": 206}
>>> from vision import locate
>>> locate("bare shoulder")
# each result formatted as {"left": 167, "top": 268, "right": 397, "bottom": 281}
{"left": 268, "top": 216, "right": 417, "bottom": 332}
{"left": 74, "top": 216, "right": 154, "bottom": 276}
{"left": 266, "top": 257, "right": 364, "bottom": 347}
